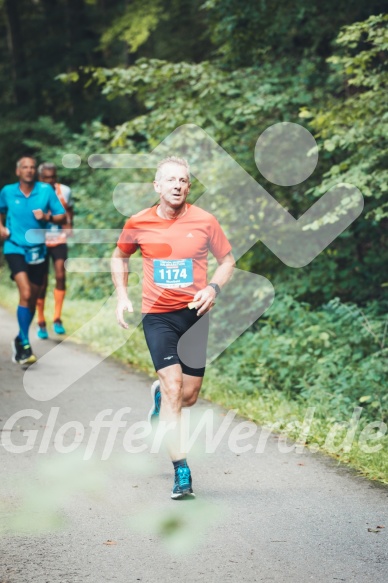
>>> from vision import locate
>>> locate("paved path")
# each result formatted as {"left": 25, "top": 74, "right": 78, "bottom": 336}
{"left": 0, "top": 306, "right": 386, "bottom": 583}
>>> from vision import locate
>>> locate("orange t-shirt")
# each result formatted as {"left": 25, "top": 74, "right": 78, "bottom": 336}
{"left": 117, "top": 204, "right": 232, "bottom": 313}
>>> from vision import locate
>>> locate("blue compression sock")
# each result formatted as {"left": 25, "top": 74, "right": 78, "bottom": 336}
{"left": 17, "top": 305, "right": 35, "bottom": 346}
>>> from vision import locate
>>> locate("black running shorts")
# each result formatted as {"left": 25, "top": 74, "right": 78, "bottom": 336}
{"left": 5, "top": 253, "right": 47, "bottom": 286}
{"left": 47, "top": 243, "right": 68, "bottom": 262}
{"left": 142, "top": 307, "right": 210, "bottom": 377}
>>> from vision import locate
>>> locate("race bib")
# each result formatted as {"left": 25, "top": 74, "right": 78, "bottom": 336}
{"left": 25, "top": 245, "right": 47, "bottom": 265}
{"left": 153, "top": 259, "right": 193, "bottom": 288}
{"left": 46, "top": 224, "right": 60, "bottom": 240}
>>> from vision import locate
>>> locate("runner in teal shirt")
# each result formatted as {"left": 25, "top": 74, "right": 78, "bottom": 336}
{"left": 0, "top": 180, "right": 64, "bottom": 253}
{"left": 0, "top": 156, "right": 66, "bottom": 365}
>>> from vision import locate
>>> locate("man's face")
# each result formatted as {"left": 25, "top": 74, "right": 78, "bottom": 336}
{"left": 154, "top": 163, "right": 191, "bottom": 209}
{"left": 39, "top": 168, "right": 57, "bottom": 187}
{"left": 16, "top": 158, "right": 36, "bottom": 184}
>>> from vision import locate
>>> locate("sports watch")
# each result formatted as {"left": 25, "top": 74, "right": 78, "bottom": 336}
{"left": 208, "top": 282, "right": 221, "bottom": 297}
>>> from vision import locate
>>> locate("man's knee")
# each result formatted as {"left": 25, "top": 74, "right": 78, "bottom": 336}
{"left": 184, "top": 393, "right": 199, "bottom": 407}
{"left": 55, "top": 276, "right": 66, "bottom": 290}
{"left": 158, "top": 368, "right": 183, "bottom": 402}
{"left": 161, "top": 376, "right": 183, "bottom": 397}
{"left": 18, "top": 284, "right": 32, "bottom": 304}
{"left": 54, "top": 259, "right": 66, "bottom": 289}
{"left": 183, "top": 377, "right": 203, "bottom": 407}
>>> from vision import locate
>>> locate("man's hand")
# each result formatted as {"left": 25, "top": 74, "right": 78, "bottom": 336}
{"left": 192, "top": 285, "right": 217, "bottom": 316}
{"left": 0, "top": 225, "right": 10, "bottom": 240}
{"left": 116, "top": 298, "right": 134, "bottom": 329}
{"left": 32, "top": 209, "right": 49, "bottom": 222}
{"left": 62, "top": 223, "right": 73, "bottom": 236}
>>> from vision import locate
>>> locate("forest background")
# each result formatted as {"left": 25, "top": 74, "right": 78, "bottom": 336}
{"left": 0, "top": 0, "right": 387, "bottom": 481}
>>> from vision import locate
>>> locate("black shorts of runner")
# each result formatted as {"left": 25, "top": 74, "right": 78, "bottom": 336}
{"left": 142, "top": 307, "right": 210, "bottom": 377}
{"left": 5, "top": 253, "right": 47, "bottom": 286}
{"left": 43, "top": 244, "right": 68, "bottom": 275}
{"left": 47, "top": 243, "right": 68, "bottom": 262}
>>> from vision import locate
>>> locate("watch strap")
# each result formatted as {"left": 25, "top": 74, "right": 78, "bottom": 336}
{"left": 208, "top": 282, "right": 221, "bottom": 296}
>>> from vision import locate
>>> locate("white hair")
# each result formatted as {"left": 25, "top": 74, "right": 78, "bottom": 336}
{"left": 37, "top": 162, "right": 57, "bottom": 176}
{"left": 155, "top": 156, "right": 190, "bottom": 182}
{"left": 16, "top": 156, "right": 37, "bottom": 169}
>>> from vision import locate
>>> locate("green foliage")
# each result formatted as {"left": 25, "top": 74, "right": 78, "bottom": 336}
{"left": 79, "top": 12, "right": 387, "bottom": 306}
{"left": 299, "top": 13, "right": 388, "bottom": 305}
{"left": 0, "top": 0, "right": 212, "bottom": 127}
{"left": 201, "top": 0, "right": 387, "bottom": 67}
{"left": 100, "top": 0, "right": 163, "bottom": 54}
{"left": 2, "top": 8, "right": 386, "bottom": 311}
{"left": 207, "top": 293, "right": 388, "bottom": 424}
{"left": 308, "top": 14, "right": 388, "bottom": 214}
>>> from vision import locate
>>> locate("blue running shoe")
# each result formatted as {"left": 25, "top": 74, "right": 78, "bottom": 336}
{"left": 148, "top": 380, "right": 161, "bottom": 423}
{"left": 53, "top": 319, "right": 66, "bottom": 335}
{"left": 37, "top": 323, "right": 48, "bottom": 340}
{"left": 171, "top": 465, "right": 195, "bottom": 500}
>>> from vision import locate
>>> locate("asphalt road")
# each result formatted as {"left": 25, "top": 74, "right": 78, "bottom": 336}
{"left": 0, "top": 306, "right": 387, "bottom": 583}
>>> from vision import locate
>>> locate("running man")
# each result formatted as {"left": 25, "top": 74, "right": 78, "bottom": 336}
{"left": 111, "top": 156, "right": 235, "bottom": 499}
{"left": 36, "top": 162, "right": 74, "bottom": 338}
{"left": 0, "top": 156, "right": 66, "bottom": 365}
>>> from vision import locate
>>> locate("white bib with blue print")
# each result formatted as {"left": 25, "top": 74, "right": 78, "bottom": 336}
{"left": 153, "top": 259, "right": 193, "bottom": 288}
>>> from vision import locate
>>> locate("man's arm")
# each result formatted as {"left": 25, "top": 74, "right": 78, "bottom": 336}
{"left": 0, "top": 189, "right": 9, "bottom": 239}
{"left": 34, "top": 185, "right": 67, "bottom": 224}
{"left": 111, "top": 246, "right": 134, "bottom": 329}
{"left": 63, "top": 186, "right": 74, "bottom": 232}
{"left": 32, "top": 209, "right": 66, "bottom": 224}
{"left": 193, "top": 251, "right": 235, "bottom": 316}
{"left": 0, "top": 213, "right": 10, "bottom": 239}
{"left": 51, "top": 212, "right": 67, "bottom": 225}
{"left": 63, "top": 207, "right": 74, "bottom": 233}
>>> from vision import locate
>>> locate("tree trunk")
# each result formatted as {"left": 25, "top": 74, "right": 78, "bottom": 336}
{"left": 66, "top": 0, "right": 87, "bottom": 62}
{"left": 3, "top": 0, "right": 28, "bottom": 105}
{"left": 40, "top": 0, "right": 62, "bottom": 36}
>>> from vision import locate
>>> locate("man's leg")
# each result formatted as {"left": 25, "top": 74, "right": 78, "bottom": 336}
{"left": 149, "top": 372, "right": 203, "bottom": 426}
{"left": 157, "top": 363, "right": 186, "bottom": 461}
{"left": 12, "top": 272, "right": 40, "bottom": 364}
{"left": 13, "top": 272, "right": 41, "bottom": 341}
{"left": 36, "top": 263, "right": 49, "bottom": 338}
{"left": 142, "top": 310, "right": 207, "bottom": 498}
{"left": 52, "top": 246, "right": 67, "bottom": 334}
{"left": 182, "top": 373, "right": 203, "bottom": 407}
{"left": 156, "top": 365, "right": 203, "bottom": 499}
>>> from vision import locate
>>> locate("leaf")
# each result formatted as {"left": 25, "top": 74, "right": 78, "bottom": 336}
{"left": 359, "top": 396, "right": 372, "bottom": 403}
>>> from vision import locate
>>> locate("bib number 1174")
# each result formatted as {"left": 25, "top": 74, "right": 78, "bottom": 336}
{"left": 153, "top": 259, "right": 193, "bottom": 288}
